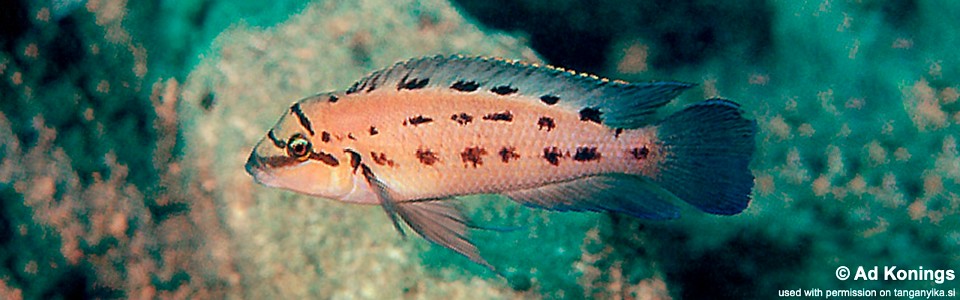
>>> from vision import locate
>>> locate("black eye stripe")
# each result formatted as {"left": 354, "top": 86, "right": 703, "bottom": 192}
{"left": 310, "top": 150, "right": 340, "bottom": 166}
{"left": 268, "top": 130, "right": 286, "bottom": 149}
{"left": 291, "top": 103, "right": 315, "bottom": 136}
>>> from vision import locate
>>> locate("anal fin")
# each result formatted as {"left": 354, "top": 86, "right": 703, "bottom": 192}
{"left": 503, "top": 175, "right": 681, "bottom": 220}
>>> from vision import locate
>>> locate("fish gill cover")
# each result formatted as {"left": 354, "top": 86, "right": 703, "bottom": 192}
{"left": 1, "top": 0, "right": 958, "bottom": 299}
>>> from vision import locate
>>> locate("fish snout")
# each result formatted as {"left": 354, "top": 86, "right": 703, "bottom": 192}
{"left": 245, "top": 152, "right": 264, "bottom": 177}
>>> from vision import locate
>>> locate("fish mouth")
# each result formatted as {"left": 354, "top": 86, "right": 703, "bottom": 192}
{"left": 245, "top": 152, "right": 266, "bottom": 178}
{"left": 244, "top": 152, "right": 282, "bottom": 188}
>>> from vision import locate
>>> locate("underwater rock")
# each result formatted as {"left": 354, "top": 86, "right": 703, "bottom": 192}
{"left": 180, "top": 0, "right": 540, "bottom": 298}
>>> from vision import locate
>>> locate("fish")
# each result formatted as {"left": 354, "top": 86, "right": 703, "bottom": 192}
{"left": 244, "top": 55, "right": 757, "bottom": 270}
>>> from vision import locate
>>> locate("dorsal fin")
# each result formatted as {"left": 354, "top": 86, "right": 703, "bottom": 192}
{"left": 345, "top": 55, "right": 694, "bottom": 128}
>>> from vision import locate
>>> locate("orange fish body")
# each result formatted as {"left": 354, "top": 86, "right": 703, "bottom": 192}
{"left": 245, "top": 56, "right": 757, "bottom": 269}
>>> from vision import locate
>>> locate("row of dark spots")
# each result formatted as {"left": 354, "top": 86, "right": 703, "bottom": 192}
{"left": 448, "top": 79, "right": 557, "bottom": 102}
{"left": 319, "top": 130, "right": 359, "bottom": 142}
{"left": 344, "top": 72, "right": 431, "bottom": 95}
{"left": 442, "top": 79, "right": 602, "bottom": 126}
{"left": 482, "top": 111, "right": 513, "bottom": 122}
{"left": 542, "top": 146, "right": 604, "bottom": 166}
{"left": 452, "top": 111, "right": 555, "bottom": 131}
{"left": 414, "top": 146, "right": 520, "bottom": 167}
{"left": 343, "top": 76, "right": 569, "bottom": 116}
{"left": 371, "top": 151, "right": 396, "bottom": 167}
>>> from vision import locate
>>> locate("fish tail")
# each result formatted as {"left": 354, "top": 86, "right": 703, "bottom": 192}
{"left": 654, "top": 98, "right": 757, "bottom": 215}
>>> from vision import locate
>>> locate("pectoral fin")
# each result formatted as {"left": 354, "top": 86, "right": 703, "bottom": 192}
{"left": 393, "top": 200, "right": 492, "bottom": 270}
{"left": 359, "top": 163, "right": 492, "bottom": 270}
{"left": 361, "top": 164, "right": 407, "bottom": 237}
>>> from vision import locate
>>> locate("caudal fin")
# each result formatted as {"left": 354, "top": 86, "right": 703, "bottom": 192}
{"left": 655, "top": 98, "right": 757, "bottom": 215}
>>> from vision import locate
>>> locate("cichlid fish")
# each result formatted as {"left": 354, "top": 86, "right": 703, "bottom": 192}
{"left": 245, "top": 55, "right": 757, "bottom": 269}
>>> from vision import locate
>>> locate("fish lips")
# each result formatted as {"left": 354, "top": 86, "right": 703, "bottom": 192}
{"left": 244, "top": 152, "right": 274, "bottom": 184}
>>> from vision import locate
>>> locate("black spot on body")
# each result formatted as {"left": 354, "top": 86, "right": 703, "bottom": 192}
{"left": 460, "top": 147, "right": 487, "bottom": 168}
{"left": 539, "top": 95, "right": 560, "bottom": 105}
{"left": 451, "top": 80, "right": 480, "bottom": 92}
{"left": 537, "top": 117, "right": 556, "bottom": 132}
{"left": 416, "top": 148, "right": 439, "bottom": 165}
{"left": 498, "top": 147, "right": 520, "bottom": 163}
{"left": 291, "top": 103, "right": 315, "bottom": 135}
{"left": 579, "top": 107, "right": 603, "bottom": 124}
{"left": 491, "top": 85, "right": 518, "bottom": 95}
{"left": 321, "top": 131, "right": 331, "bottom": 143}
{"left": 543, "top": 147, "right": 564, "bottom": 166}
{"left": 614, "top": 128, "right": 624, "bottom": 138}
{"left": 369, "top": 126, "right": 379, "bottom": 135}
{"left": 398, "top": 75, "right": 430, "bottom": 90}
{"left": 573, "top": 147, "right": 601, "bottom": 162}
{"left": 328, "top": 95, "right": 339, "bottom": 103}
{"left": 482, "top": 111, "right": 513, "bottom": 122}
{"left": 630, "top": 146, "right": 650, "bottom": 160}
{"left": 371, "top": 152, "right": 396, "bottom": 167}
{"left": 451, "top": 113, "right": 473, "bottom": 125}
{"left": 348, "top": 133, "right": 357, "bottom": 140}
{"left": 406, "top": 115, "right": 434, "bottom": 126}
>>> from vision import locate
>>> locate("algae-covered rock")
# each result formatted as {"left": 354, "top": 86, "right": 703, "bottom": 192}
{"left": 180, "top": 0, "right": 540, "bottom": 298}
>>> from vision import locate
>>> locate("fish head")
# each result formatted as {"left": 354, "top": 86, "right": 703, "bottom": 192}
{"left": 245, "top": 95, "right": 354, "bottom": 199}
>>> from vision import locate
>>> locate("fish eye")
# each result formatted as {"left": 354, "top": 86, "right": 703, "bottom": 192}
{"left": 286, "top": 134, "right": 312, "bottom": 159}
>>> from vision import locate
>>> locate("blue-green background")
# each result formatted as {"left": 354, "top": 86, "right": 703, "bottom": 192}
{"left": 1, "top": 0, "right": 957, "bottom": 298}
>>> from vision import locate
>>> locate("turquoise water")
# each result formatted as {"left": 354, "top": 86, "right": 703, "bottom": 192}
{"left": 1, "top": 0, "right": 957, "bottom": 298}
